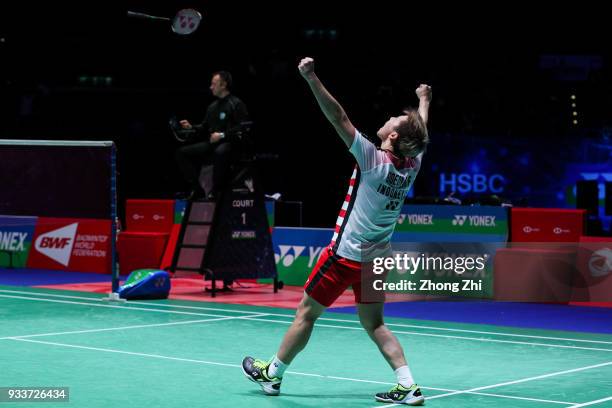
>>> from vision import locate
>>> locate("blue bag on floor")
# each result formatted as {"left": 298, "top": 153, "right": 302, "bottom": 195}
{"left": 117, "top": 269, "right": 171, "bottom": 300}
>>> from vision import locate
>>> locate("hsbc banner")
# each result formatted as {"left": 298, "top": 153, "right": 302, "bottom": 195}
{"left": 27, "top": 217, "right": 112, "bottom": 274}
{"left": 0, "top": 216, "right": 37, "bottom": 268}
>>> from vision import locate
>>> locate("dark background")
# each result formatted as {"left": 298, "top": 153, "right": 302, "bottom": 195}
{"left": 1, "top": 2, "right": 610, "bottom": 227}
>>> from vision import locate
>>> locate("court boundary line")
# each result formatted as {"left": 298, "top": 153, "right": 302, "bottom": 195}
{"left": 0, "top": 314, "right": 270, "bottom": 341}
{"left": 422, "top": 360, "right": 612, "bottom": 402}
{"left": 2, "top": 292, "right": 612, "bottom": 353}
{"left": 2, "top": 288, "right": 611, "bottom": 346}
{"left": 0, "top": 294, "right": 250, "bottom": 319}
{"left": 6, "top": 338, "right": 580, "bottom": 406}
{"left": 1, "top": 290, "right": 607, "bottom": 405}
{"left": 241, "top": 316, "right": 612, "bottom": 353}
{"left": 568, "top": 396, "right": 612, "bottom": 407}
{"left": 0, "top": 289, "right": 263, "bottom": 315}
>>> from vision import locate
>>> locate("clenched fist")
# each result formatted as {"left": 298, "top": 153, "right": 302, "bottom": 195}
{"left": 416, "top": 84, "right": 432, "bottom": 102}
{"left": 298, "top": 57, "right": 315, "bottom": 79}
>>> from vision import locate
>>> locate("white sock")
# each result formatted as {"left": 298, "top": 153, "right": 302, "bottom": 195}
{"left": 267, "top": 355, "right": 288, "bottom": 378}
{"left": 395, "top": 365, "right": 415, "bottom": 388}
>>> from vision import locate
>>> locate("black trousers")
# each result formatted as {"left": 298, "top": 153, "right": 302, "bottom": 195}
{"left": 175, "top": 141, "right": 233, "bottom": 194}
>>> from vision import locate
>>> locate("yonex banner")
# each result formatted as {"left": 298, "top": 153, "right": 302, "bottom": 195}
{"left": 268, "top": 205, "right": 508, "bottom": 292}
{"left": 391, "top": 205, "right": 508, "bottom": 299}
{"left": 27, "top": 218, "right": 112, "bottom": 273}
{"left": 270, "top": 227, "right": 333, "bottom": 286}
{"left": 394, "top": 204, "right": 509, "bottom": 242}
{"left": 0, "top": 216, "right": 37, "bottom": 268}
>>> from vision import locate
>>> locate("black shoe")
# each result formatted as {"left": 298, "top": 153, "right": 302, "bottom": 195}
{"left": 375, "top": 384, "right": 424, "bottom": 405}
{"left": 241, "top": 356, "right": 282, "bottom": 396}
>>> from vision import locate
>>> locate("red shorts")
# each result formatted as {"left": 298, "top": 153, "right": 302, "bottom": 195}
{"left": 304, "top": 246, "right": 385, "bottom": 307}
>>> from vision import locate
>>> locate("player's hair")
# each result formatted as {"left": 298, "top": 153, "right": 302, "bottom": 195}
{"left": 394, "top": 110, "right": 429, "bottom": 157}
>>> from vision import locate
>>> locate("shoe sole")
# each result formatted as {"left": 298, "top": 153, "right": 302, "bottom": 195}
{"left": 241, "top": 364, "right": 280, "bottom": 396}
{"left": 375, "top": 395, "right": 425, "bottom": 405}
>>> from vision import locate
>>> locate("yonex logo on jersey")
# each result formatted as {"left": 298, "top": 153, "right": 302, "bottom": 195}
{"left": 385, "top": 200, "right": 400, "bottom": 211}
{"left": 452, "top": 215, "right": 467, "bottom": 226}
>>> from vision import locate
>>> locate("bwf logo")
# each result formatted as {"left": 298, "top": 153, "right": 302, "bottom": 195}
{"left": 452, "top": 215, "right": 467, "bottom": 226}
{"left": 34, "top": 223, "right": 78, "bottom": 266}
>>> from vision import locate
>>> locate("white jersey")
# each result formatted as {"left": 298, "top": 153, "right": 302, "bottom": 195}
{"left": 331, "top": 130, "right": 422, "bottom": 262}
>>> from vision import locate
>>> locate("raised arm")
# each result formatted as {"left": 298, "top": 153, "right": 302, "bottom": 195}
{"left": 415, "top": 84, "right": 432, "bottom": 126}
{"left": 298, "top": 57, "right": 356, "bottom": 148}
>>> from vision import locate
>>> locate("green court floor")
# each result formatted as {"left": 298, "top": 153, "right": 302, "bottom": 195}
{"left": 1, "top": 285, "right": 612, "bottom": 407}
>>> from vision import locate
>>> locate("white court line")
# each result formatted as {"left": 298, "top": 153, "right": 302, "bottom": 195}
{"left": 425, "top": 360, "right": 612, "bottom": 401}
{"left": 0, "top": 289, "right": 263, "bottom": 315}
{"left": 2, "top": 292, "right": 612, "bottom": 353}
{"left": 330, "top": 377, "right": 576, "bottom": 405}
{"left": 0, "top": 314, "right": 270, "bottom": 341}
{"left": 568, "top": 396, "right": 612, "bottom": 407}
{"left": 455, "top": 392, "right": 575, "bottom": 405}
{"left": 0, "top": 294, "right": 247, "bottom": 319}
{"left": 3, "top": 288, "right": 612, "bottom": 346}
{"left": 0, "top": 290, "right": 604, "bottom": 406}
{"left": 6, "top": 338, "right": 576, "bottom": 406}
{"left": 241, "top": 317, "right": 612, "bottom": 353}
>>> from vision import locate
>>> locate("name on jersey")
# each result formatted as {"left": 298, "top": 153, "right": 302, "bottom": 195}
{"left": 376, "top": 173, "right": 410, "bottom": 200}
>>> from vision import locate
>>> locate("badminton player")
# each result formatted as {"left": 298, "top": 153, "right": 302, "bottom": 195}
{"left": 243, "top": 57, "right": 432, "bottom": 405}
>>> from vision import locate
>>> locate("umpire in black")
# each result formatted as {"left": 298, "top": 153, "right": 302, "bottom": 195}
{"left": 175, "top": 71, "right": 249, "bottom": 200}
